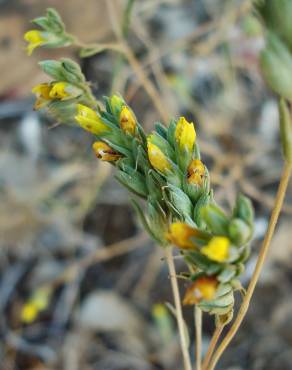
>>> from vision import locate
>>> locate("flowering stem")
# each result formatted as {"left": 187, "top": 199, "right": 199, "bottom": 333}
{"left": 165, "top": 247, "right": 192, "bottom": 370}
{"left": 201, "top": 324, "right": 223, "bottom": 370}
{"left": 207, "top": 161, "right": 292, "bottom": 370}
{"left": 195, "top": 306, "right": 202, "bottom": 370}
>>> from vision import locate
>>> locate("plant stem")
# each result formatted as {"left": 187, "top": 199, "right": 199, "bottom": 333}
{"left": 106, "top": 0, "right": 170, "bottom": 123}
{"left": 195, "top": 306, "right": 202, "bottom": 370}
{"left": 207, "top": 161, "right": 292, "bottom": 370}
{"left": 165, "top": 247, "right": 192, "bottom": 370}
{"left": 201, "top": 325, "right": 223, "bottom": 370}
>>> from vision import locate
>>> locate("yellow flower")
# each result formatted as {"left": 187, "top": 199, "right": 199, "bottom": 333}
{"left": 32, "top": 83, "right": 52, "bottom": 109}
{"left": 49, "top": 82, "right": 70, "bottom": 100}
{"left": 92, "top": 141, "right": 121, "bottom": 161}
{"left": 201, "top": 236, "right": 230, "bottom": 262}
{"left": 152, "top": 303, "right": 168, "bottom": 318}
{"left": 75, "top": 104, "right": 110, "bottom": 135}
{"left": 32, "top": 83, "right": 52, "bottom": 100}
{"left": 119, "top": 106, "right": 136, "bottom": 135}
{"left": 166, "top": 222, "right": 199, "bottom": 249}
{"left": 21, "top": 303, "right": 38, "bottom": 324}
{"left": 24, "top": 30, "right": 46, "bottom": 55}
{"left": 183, "top": 277, "right": 218, "bottom": 305}
{"left": 175, "top": 117, "right": 196, "bottom": 151}
{"left": 147, "top": 140, "right": 171, "bottom": 173}
{"left": 187, "top": 159, "right": 205, "bottom": 186}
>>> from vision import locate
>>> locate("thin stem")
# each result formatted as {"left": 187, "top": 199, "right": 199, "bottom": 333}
{"left": 106, "top": 0, "right": 170, "bottom": 123}
{"left": 195, "top": 306, "right": 202, "bottom": 370}
{"left": 165, "top": 247, "right": 192, "bottom": 370}
{"left": 201, "top": 325, "right": 223, "bottom": 370}
{"left": 207, "top": 161, "right": 292, "bottom": 370}
{"left": 122, "top": 45, "right": 170, "bottom": 123}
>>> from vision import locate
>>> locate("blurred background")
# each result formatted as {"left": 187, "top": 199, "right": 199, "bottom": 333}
{"left": 1, "top": 0, "right": 292, "bottom": 369}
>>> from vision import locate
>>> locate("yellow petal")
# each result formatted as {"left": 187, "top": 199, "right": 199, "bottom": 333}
{"left": 21, "top": 303, "right": 38, "bottom": 324}
{"left": 201, "top": 236, "right": 230, "bottom": 262}
{"left": 24, "top": 30, "right": 46, "bottom": 55}
{"left": 32, "top": 83, "right": 52, "bottom": 100}
{"left": 175, "top": 117, "right": 196, "bottom": 151}
{"left": 49, "top": 82, "right": 70, "bottom": 99}
{"left": 183, "top": 277, "right": 218, "bottom": 305}
{"left": 75, "top": 104, "right": 110, "bottom": 135}
{"left": 166, "top": 222, "right": 199, "bottom": 249}
{"left": 187, "top": 159, "right": 205, "bottom": 186}
{"left": 92, "top": 141, "right": 121, "bottom": 161}
{"left": 147, "top": 141, "right": 171, "bottom": 173}
{"left": 119, "top": 106, "right": 136, "bottom": 135}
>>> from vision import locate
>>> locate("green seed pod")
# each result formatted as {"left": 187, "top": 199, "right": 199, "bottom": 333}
{"left": 260, "top": 33, "right": 292, "bottom": 100}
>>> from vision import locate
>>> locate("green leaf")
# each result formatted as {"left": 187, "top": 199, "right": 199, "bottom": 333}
{"left": 233, "top": 194, "right": 254, "bottom": 227}
{"left": 201, "top": 203, "right": 229, "bottom": 235}
{"left": 39, "top": 60, "right": 64, "bottom": 80}
{"left": 61, "top": 58, "right": 85, "bottom": 84}
{"left": 46, "top": 8, "right": 65, "bottom": 33}
{"left": 228, "top": 218, "right": 252, "bottom": 246}
{"left": 80, "top": 45, "right": 108, "bottom": 58}
{"left": 260, "top": 32, "right": 292, "bottom": 99}
{"left": 115, "top": 170, "right": 148, "bottom": 198}
{"left": 167, "top": 184, "right": 193, "bottom": 219}
{"left": 193, "top": 193, "right": 211, "bottom": 227}
{"left": 131, "top": 199, "right": 162, "bottom": 243}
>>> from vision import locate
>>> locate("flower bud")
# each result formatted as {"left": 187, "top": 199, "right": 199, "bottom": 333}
{"left": 92, "top": 141, "right": 121, "bottom": 161}
{"left": 147, "top": 140, "right": 171, "bottom": 173}
{"left": 183, "top": 276, "right": 218, "bottom": 305}
{"left": 75, "top": 104, "right": 110, "bottom": 135}
{"left": 175, "top": 117, "right": 196, "bottom": 152}
{"left": 119, "top": 106, "right": 136, "bottom": 135}
{"left": 110, "top": 94, "right": 124, "bottom": 115}
{"left": 187, "top": 159, "right": 205, "bottom": 186}
{"left": 201, "top": 236, "right": 230, "bottom": 262}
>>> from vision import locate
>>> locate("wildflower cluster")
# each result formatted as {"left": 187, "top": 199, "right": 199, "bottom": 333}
{"left": 24, "top": 8, "right": 74, "bottom": 55}
{"left": 21, "top": 287, "right": 52, "bottom": 324}
{"left": 31, "top": 58, "right": 96, "bottom": 123}
{"left": 25, "top": 9, "right": 254, "bottom": 318}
